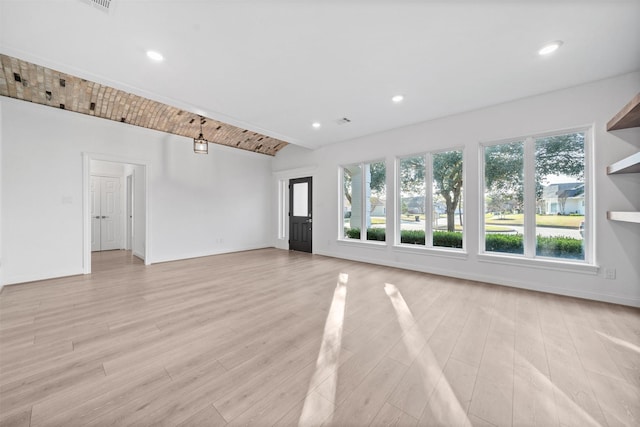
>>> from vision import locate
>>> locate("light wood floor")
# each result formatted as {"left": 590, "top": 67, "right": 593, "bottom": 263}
{"left": 1, "top": 249, "right": 638, "bottom": 427}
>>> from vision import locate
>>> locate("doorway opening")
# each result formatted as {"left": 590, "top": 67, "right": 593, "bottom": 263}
{"left": 83, "top": 154, "right": 150, "bottom": 274}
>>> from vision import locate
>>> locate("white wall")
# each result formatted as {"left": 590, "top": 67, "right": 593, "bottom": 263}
{"left": 0, "top": 101, "right": 3, "bottom": 289}
{"left": 1, "top": 97, "right": 273, "bottom": 285}
{"left": 273, "top": 72, "right": 640, "bottom": 307}
{"left": 133, "top": 164, "right": 146, "bottom": 259}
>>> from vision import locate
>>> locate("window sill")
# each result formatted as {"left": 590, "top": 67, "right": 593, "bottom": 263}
{"left": 336, "top": 239, "right": 388, "bottom": 249}
{"left": 393, "top": 244, "right": 468, "bottom": 260}
{"left": 477, "top": 253, "right": 599, "bottom": 275}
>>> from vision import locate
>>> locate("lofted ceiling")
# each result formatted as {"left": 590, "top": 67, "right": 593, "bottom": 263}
{"left": 1, "top": 0, "right": 639, "bottom": 151}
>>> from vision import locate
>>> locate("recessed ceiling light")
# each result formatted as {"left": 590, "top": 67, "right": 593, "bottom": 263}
{"left": 392, "top": 95, "right": 404, "bottom": 103}
{"left": 538, "top": 41, "right": 563, "bottom": 56}
{"left": 146, "top": 50, "right": 164, "bottom": 61}
{"left": 312, "top": 122, "right": 321, "bottom": 129}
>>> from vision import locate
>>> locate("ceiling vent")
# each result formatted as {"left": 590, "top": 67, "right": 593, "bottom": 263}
{"left": 81, "top": 0, "right": 112, "bottom": 13}
{"left": 336, "top": 117, "right": 352, "bottom": 125}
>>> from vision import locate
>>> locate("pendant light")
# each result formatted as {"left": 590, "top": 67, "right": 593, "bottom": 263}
{"left": 193, "top": 116, "right": 208, "bottom": 154}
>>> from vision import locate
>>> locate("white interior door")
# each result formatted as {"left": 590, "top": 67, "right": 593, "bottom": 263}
{"left": 126, "top": 174, "right": 133, "bottom": 250}
{"left": 100, "top": 177, "right": 120, "bottom": 250}
{"left": 91, "top": 175, "right": 122, "bottom": 251}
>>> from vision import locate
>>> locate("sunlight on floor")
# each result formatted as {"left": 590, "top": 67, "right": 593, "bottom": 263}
{"left": 298, "top": 273, "right": 348, "bottom": 427}
{"left": 517, "top": 357, "right": 601, "bottom": 426}
{"left": 596, "top": 330, "right": 640, "bottom": 354}
{"left": 487, "top": 309, "right": 604, "bottom": 426}
{"left": 384, "top": 283, "right": 471, "bottom": 426}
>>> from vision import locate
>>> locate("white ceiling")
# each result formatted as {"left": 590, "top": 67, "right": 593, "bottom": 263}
{"left": 1, "top": 0, "right": 639, "bottom": 150}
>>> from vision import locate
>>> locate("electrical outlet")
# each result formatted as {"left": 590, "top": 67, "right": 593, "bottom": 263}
{"left": 604, "top": 268, "right": 616, "bottom": 280}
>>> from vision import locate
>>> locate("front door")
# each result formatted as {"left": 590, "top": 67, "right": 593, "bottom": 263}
{"left": 289, "top": 177, "right": 312, "bottom": 253}
{"left": 91, "top": 175, "right": 121, "bottom": 251}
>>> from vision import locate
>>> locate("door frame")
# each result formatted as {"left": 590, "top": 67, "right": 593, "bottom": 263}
{"left": 273, "top": 166, "right": 317, "bottom": 251}
{"left": 82, "top": 153, "right": 151, "bottom": 274}
{"left": 126, "top": 173, "right": 134, "bottom": 251}
{"left": 289, "top": 176, "right": 313, "bottom": 253}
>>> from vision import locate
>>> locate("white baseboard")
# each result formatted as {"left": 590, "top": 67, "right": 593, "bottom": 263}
{"left": 151, "top": 244, "right": 273, "bottom": 264}
{"left": 313, "top": 250, "right": 640, "bottom": 308}
{"left": 3, "top": 268, "right": 84, "bottom": 286}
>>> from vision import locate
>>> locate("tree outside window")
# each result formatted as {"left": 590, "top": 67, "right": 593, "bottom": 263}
{"left": 433, "top": 150, "right": 464, "bottom": 234}
{"left": 484, "top": 141, "right": 525, "bottom": 254}
{"left": 398, "top": 149, "right": 464, "bottom": 249}
{"left": 483, "top": 131, "right": 586, "bottom": 260}
{"left": 342, "top": 161, "right": 386, "bottom": 241}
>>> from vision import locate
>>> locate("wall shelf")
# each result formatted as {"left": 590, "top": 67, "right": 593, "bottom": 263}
{"left": 606, "top": 94, "right": 639, "bottom": 224}
{"left": 607, "top": 211, "right": 640, "bottom": 223}
{"left": 607, "top": 152, "right": 640, "bottom": 174}
{"left": 607, "top": 93, "right": 640, "bottom": 131}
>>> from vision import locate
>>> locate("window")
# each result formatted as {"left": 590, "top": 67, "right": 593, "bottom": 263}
{"left": 341, "top": 160, "right": 386, "bottom": 242}
{"left": 398, "top": 149, "right": 464, "bottom": 249}
{"left": 483, "top": 141, "right": 525, "bottom": 254}
{"left": 399, "top": 156, "right": 426, "bottom": 243}
{"left": 432, "top": 150, "right": 464, "bottom": 248}
{"left": 482, "top": 130, "right": 588, "bottom": 261}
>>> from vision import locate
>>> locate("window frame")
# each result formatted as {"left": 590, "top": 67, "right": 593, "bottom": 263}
{"left": 339, "top": 158, "right": 388, "bottom": 244}
{"left": 394, "top": 146, "right": 466, "bottom": 253}
{"left": 478, "top": 126, "right": 595, "bottom": 267}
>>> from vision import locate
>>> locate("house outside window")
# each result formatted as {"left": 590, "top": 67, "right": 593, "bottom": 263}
{"left": 542, "top": 183, "right": 585, "bottom": 215}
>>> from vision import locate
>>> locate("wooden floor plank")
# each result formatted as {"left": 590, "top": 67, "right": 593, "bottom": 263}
{"left": 175, "top": 404, "right": 227, "bottom": 427}
{"left": 30, "top": 365, "right": 172, "bottom": 426}
{"left": 226, "top": 349, "right": 354, "bottom": 427}
{"left": 326, "top": 357, "right": 408, "bottom": 426}
{"left": 0, "top": 408, "right": 31, "bottom": 427}
{"left": 370, "top": 402, "right": 418, "bottom": 427}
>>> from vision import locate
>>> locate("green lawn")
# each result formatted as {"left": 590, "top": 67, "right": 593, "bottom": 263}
{"left": 485, "top": 213, "right": 583, "bottom": 228}
{"left": 485, "top": 225, "right": 516, "bottom": 232}
{"left": 399, "top": 214, "right": 426, "bottom": 221}
{"left": 434, "top": 225, "right": 463, "bottom": 231}
{"left": 369, "top": 214, "right": 581, "bottom": 228}
{"left": 432, "top": 225, "right": 513, "bottom": 232}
